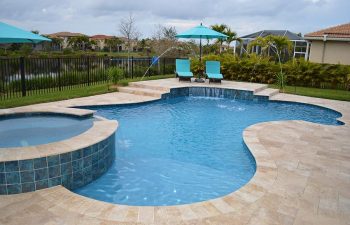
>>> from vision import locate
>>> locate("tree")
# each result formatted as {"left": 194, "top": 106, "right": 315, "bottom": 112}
{"left": 248, "top": 35, "right": 292, "bottom": 91}
{"left": 224, "top": 28, "right": 241, "bottom": 55}
{"left": 49, "top": 37, "right": 63, "bottom": 51}
{"left": 105, "top": 37, "right": 123, "bottom": 52}
{"left": 68, "top": 36, "right": 91, "bottom": 51}
{"left": 119, "top": 13, "right": 140, "bottom": 55}
{"left": 151, "top": 25, "right": 179, "bottom": 57}
{"left": 211, "top": 24, "right": 227, "bottom": 53}
{"left": 119, "top": 13, "right": 141, "bottom": 74}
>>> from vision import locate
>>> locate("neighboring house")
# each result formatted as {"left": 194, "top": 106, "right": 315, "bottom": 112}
{"left": 239, "top": 30, "right": 309, "bottom": 59}
{"left": 90, "top": 35, "right": 115, "bottom": 51}
{"left": 304, "top": 23, "right": 350, "bottom": 65}
{"left": 46, "top": 32, "right": 86, "bottom": 48}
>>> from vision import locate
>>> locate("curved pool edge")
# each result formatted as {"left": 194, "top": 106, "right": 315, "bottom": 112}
{"left": 0, "top": 120, "right": 279, "bottom": 223}
{"left": 1, "top": 81, "right": 349, "bottom": 224}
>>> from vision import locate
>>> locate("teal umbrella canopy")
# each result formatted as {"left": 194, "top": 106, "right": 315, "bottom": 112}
{"left": 176, "top": 24, "right": 228, "bottom": 63}
{"left": 0, "top": 21, "right": 51, "bottom": 44}
{"left": 176, "top": 24, "right": 228, "bottom": 39}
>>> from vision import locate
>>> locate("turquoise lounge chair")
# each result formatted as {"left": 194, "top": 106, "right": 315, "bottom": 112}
{"left": 205, "top": 61, "right": 223, "bottom": 83}
{"left": 175, "top": 59, "right": 193, "bottom": 81}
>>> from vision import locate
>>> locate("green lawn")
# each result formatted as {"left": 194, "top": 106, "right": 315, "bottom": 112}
{"left": 0, "top": 74, "right": 175, "bottom": 109}
{"left": 269, "top": 84, "right": 350, "bottom": 101}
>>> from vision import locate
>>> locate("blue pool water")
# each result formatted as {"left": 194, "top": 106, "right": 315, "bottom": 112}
{"left": 0, "top": 114, "right": 93, "bottom": 148}
{"left": 75, "top": 96, "right": 342, "bottom": 206}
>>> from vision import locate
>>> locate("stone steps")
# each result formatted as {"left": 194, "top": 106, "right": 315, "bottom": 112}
{"left": 128, "top": 82, "right": 170, "bottom": 92}
{"left": 117, "top": 86, "right": 166, "bottom": 98}
{"left": 254, "top": 88, "right": 279, "bottom": 98}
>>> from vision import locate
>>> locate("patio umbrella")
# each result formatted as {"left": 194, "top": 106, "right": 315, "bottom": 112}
{"left": 0, "top": 21, "right": 51, "bottom": 44}
{"left": 175, "top": 23, "right": 228, "bottom": 62}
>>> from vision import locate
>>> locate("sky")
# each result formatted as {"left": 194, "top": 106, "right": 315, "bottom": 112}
{"left": 0, "top": 0, "right": 349, "bottom": 38}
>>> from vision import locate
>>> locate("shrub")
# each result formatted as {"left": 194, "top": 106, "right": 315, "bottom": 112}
{"left": 107, "top": 67, "right": 124, "bottom": 84}
{"left": 198, "top": 54, "right": 350, "bottom": 90}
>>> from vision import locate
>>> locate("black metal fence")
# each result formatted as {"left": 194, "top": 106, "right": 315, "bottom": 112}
{"left": 0, "top": 56, "right": 176, "bottom": 100}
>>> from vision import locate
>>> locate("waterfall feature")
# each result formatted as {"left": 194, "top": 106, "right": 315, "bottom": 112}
{"left": 164, "top": 87, "right": 268, "bottom": 101}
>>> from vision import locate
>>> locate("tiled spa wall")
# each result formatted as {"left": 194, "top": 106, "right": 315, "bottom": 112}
{"left": 0, "top": 133, "right": 116, "bottom": 195}
{"left": 162, "top": 87, "right": 269, "bottom": 101}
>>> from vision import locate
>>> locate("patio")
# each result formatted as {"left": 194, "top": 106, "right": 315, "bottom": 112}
{"left": 0, "top": 79, "right": 349, "bottom": 225}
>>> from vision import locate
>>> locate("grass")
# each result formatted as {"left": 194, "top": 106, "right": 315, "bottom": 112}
{"left": 0, "top": 74, "right": 175, "bottom": 109}
{"left": 269, "top": 84, "right": 350, "bottom": 101}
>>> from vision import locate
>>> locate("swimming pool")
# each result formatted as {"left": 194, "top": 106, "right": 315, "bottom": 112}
{"left": 0, "top": 114, "right": 93, "bottom": 148}
{"left": 75, "top": 95, "right": 342, "bottom": 206}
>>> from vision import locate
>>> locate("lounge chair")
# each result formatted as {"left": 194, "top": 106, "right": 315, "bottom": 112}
{"left": 205, "top": 61, "right": 223, "bottom": 83}
{"left": 175, "top": 59, "right": 193, "bottom": 82}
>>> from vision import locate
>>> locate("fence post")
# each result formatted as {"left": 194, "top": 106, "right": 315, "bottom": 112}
{"left": 87, "top": 56, "right": 90, "bottom": 86}
{"left": 148, "top": 57, "right": 151, "bottom": 77}
{"left": 131, "top": 56, "right": 134, "bottom": 79}
{"left": 58, "top": 58, "right": 62, "bottom": 91}
{"left": 20, "top": 57, "right": 26, "bottom": 97}
{"left": 163, "top": 58, "right": 165, "bottom": 75}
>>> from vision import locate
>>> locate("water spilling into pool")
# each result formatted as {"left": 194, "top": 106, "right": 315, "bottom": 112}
{"left": 75, "top": 96, "right": 342, "bottom": 206}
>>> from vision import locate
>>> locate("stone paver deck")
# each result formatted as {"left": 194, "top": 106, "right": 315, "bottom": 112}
{"left": 0, "top": 79, "right": 349, "bottom": 225}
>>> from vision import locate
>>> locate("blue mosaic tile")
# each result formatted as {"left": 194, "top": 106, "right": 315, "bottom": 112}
{"left": 0, "top": 132, "right": 116, "bottom": 195}
{"left": 21, "top": 182, "right": 35, "bottom": 193}
{"left": 0, "top": 173, "right": 5, "bottom": 185}
{"left": 91, "top": 152, "right": 99, "bottom": 163}
{"left": 92, "top": 144, "right": 99, "bottom": 154}
{"left": 34, "top": 157, "right": 47, "bottom": 169}
{"left": 0, "top": 185, "right": 6, "bottom": 194}
{"left": 48, "top": 165, "right": 60, "bottom": 178}
{"left": 72, "top": 150, "right": 83, "bottom": 160}
{"left": 72, "top": 172, "right": 84, "bottom": 189}
{"left": 61, "top": 162, "right": 72, "bottom": 175}
{"left": 83, "top": 166, "right": 93, "bottom": 184}
{"left": 83, "top": 147, "right": 92, "bottom": 157}
{"left": 34, "top": 168, "right": 48, "bottom": 181}
{"left": 0, "top": 162, "right": 5, "bottom": 172}
{"left": 6, "top": 172, "right": 20, "bottom": 184}
{"left": 83, "top": 156, "right": 92, "bottom": 168}
{"left": 60, "top": 152, "right": 72, "bottom": 164}
{"left": 35, "top": 180, "right": 48, "bottom": 190}
{"left": 61, "top": 174, "right": 72, "bottom": 189}
{"left": 48, "top": 177, "right": 61, "bottom": 187}
{"left": 72, "top": 159, "right": 83, "bottom": 172}
{"left": 7, "top": 184, "right": 21, "bottom": 194}
{"left": 5, "top": 161, "right": 19, "bottom": 172}
{"left": 47, "top": 155, "right": 60, "bottom": 167}
{"left": 20, "top": 171, "right": 35, "bottom": 183}
{"left": 19, "top": 159, "right": 34, "bottom": 171}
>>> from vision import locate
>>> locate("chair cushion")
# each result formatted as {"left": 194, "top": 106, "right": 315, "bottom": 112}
{"left": 177, "top": 71, "right": 193, "bottom": 77}
{"left": 207, "top": 73, "right": 223, "bottom": 79}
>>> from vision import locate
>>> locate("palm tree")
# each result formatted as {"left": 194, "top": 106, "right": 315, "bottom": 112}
{"left": 211, "top": 24, "right": 227, "bottom": 53}
{"left": 224, "top": 28, "right": 241, "bottom": 54}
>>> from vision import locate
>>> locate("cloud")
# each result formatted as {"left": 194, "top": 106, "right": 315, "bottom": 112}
{"left": 0, "top": 0, "right": 349, "bottom": 37}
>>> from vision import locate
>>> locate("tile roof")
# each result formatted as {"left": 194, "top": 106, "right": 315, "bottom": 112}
{"left": 305, "top": 23, "right": 350, "bottom": 38}
{"left": 47, "top": 32, "right": 86, "bottom": 38}
{"left": 90, "top": 34, "right": 114, "bottom": 40}
{"left": 240, "top": 30, "right": 304, "bottom": 40}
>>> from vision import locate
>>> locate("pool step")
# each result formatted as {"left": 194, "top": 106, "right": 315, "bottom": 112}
{"left": 118, "top": 86, "right": 166, "bottom": 98}
{"left": 129, "top": 82, "right": 170, "bottom": 92}
{"left": 254, "top": 88, "right": 279, "bottom": 98}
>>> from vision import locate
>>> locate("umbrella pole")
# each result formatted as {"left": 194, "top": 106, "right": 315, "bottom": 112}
{"left": 195, "top": 37, "right": 205, "bottom": 82}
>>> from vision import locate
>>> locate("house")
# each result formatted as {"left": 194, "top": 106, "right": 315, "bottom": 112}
{"left": 46, "top": 32, "right": 86, "bottom": 48}
{"left": 239, "top": 30, "right": 309, "bottom": 59}
{"left": 90, "top": 35, "right": 115, "bottom": 51}
{"left": 304, "top": 23, "right": 350, "bottom": 65}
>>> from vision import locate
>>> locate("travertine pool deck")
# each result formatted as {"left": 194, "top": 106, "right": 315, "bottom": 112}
{"left": 0, "top": 79, "right": 349, "bottom": 225}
